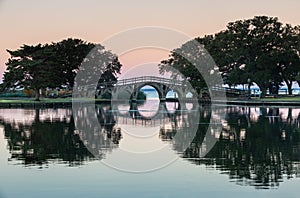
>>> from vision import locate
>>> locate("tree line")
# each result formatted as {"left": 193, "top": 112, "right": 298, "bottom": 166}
{"left": 160, "top": 16, "right": 300, "bottom": 98}
{"left": 2, "top": 16, "right": 300, "bottom": 99}
{"left": 1, "top": 38, "right": 121, "bottom": 100}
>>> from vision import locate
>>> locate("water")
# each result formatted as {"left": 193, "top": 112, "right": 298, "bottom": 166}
{"left": 0, "top": 104, "right": 300, "bottom": 198}
{"left": 141, "top": 87, "right": 159, "bottom": 99}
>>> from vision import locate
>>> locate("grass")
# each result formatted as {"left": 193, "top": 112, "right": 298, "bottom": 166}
{"left": 0, "top": 97, "right": 72, "bottom": 103}
{"left": 0, "top": 97, "right": 112, "bottom": 104}
{"left": 261, "top": 97, "right": 300, "bottom": 101}
{"left": 1, "top": 96, "right": 300, "bottom": 104}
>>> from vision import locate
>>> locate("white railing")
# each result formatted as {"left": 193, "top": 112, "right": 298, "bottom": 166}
{"left": 116, "top": 76, "right": 182, "bottom": 86}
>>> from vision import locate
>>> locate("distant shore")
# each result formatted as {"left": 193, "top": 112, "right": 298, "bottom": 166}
{"left": 0, "top": 97, "right": 300, "bottom": 108}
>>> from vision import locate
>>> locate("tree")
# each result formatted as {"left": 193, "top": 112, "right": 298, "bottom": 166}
{"left": 3, "top": 44, "right": 60, "bottom": 100}
{"left": 97, "top": 56, "right": 122, "bottom": 84}
{"left": 198, "top": 16, "right": 300, "bottom": 97}
{"left": 53, "top": 38, "right": 95, "bottom": 88}
{"left": 163, "top": 16, "right": 299, "bottom": 98}
{"left": 277, "top": 25, "right": 300, "bottom": 95}
{"left": 159, "top": 40, "right": 215, "bottom": 95}
{"left": 73, "top": 44, "right": 122, "bottom": 98}
{"left": 3, "top": 38, "right": 122, "bottom": 100}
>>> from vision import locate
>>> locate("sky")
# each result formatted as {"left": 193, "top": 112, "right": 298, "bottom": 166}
{"left": 0, "top": 0, "right": 300, "bottom": 82}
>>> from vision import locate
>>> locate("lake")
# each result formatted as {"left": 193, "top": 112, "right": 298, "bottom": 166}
{"left": 0, "top": 101, "right": 300, "bottom": 198}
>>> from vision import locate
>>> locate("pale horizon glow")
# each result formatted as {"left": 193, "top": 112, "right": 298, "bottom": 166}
{"left": 0, "top": 0, "right": 300, "bottom": 82}
{"left": 118, "top": 48, "right": 170, "bottom": 78}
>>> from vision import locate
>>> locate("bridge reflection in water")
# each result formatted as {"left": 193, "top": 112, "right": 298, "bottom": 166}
{"left": 1, "top": 105, "right": 300, "bottom": 188}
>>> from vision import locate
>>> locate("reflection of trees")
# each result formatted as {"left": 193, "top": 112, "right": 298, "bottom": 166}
{"left": 0, "top": 105, "right": 122, "bottom": 167}
{"left": 73, "top": 103, "right": 122, "bottom": 159}
{"left": 160, "top": 104, "right": 211, "bottom": 155}
{"left": 0, "top": 113, "right": 92, "bottom": 167}
{"left": 96, "top": 103, "right": 122, "bottom": 145}
{"left": 183, "top": 106, "right": 300, "bottom": 189}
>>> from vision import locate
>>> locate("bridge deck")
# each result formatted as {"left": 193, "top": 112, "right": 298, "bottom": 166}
{"left": 96, "top": 76, "right": 247, "bottom": 98}
{"left": 116, "top": 76, "right": 182, "bottom": 86}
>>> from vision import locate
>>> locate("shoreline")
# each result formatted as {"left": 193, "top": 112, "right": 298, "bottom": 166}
{"left": 213, "top": 99, "right": 300, "bottom": 107}
{"left": 0, "top": 97, "right": 300, "bottom": 108}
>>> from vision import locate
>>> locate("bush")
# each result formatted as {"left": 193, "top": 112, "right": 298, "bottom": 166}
{"left": 0, "top": 91, "right": 28, "bottom": 98}
{"left": 100, "top": 92, "right": 112, "bottom": 100}
{"left": 137, "top": 91, "right": 147, "bottom": 101}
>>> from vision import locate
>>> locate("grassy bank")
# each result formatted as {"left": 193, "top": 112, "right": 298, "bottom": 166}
{"left": 0, "top": 97, "right": 114, "bottom": 103}
{"left": 0, "top": 98, "right": 73, "bottom": 103}
{"left": 260, "top": 97, "right": 300, "bottom": 101}
{"left": 0, "top": 97, "right": 113, "bottom": 108}
{"left": 1, "top": 97, "right": 300, "bottom": 103}
{"left": 0, "top": 96, "right": 300, "bottom": 107}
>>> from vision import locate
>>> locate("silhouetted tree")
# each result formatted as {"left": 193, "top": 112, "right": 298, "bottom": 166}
{"left": 3, "top": 38, "right": 122, "bottom": 100}
{"left": 199, "top": 16, "right": 300, "bottom": 97}
{"left": 161, "top": 16, "right": 300, "bottom": 97}
{"left": 3, "top": 44, "right": 60, "bottom": 100}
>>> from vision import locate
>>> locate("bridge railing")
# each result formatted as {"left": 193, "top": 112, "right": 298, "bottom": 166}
{"left": 210, "top": 86, "right": 248, "bottom": 97}
{"left": 116, "top": 76, "right": 183, "bottom": 86}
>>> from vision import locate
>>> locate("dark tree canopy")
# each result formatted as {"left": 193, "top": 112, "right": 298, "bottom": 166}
{"left": 2, "top": 38, "right": 122, "bottom": 100}
{"left": 52, "top": 38, "right": 95, "bottom": 88}
{"left": 159, "top": 40, "right": 218, "bottom": 95}
{"left": 199, "top": 16, "right": 300, "bottom": 97}
{"left": 3, "top": 44, "right": 60, "bottom": 100}
{"left": 160, "top": 16, "right": 300, "bottom": 98}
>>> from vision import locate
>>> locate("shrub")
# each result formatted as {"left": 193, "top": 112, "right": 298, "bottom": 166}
{"left": 0, "top": 91, "right": 28, "bottom": 98}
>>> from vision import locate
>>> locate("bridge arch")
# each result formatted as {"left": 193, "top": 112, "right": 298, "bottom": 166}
{"left": 134, "top": 82, "right": 164, "bottom": 100}
{"left": 100, "top": 76, "right": 198, "bottom": 102}
{"left": 165, "top": 89, "right": 182, "bottom": 99}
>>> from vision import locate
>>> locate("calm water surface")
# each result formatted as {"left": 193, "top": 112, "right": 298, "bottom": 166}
{"left": 0, "top": 101, "right": 300, "bottom": 198}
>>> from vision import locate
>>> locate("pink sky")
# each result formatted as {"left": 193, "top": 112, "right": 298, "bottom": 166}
{"left": 0, "top": 0, "right": 300, "bottom": 82}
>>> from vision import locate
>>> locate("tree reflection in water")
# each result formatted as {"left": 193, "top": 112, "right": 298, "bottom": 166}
{"left": 0, "top": 105, "right": 121, "bottom": 168}
{"left": 179, "top": 106, "right": 300, "bottom": 189}
{"left": 1, "top": 105, "right": 300, "bottom": 188}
